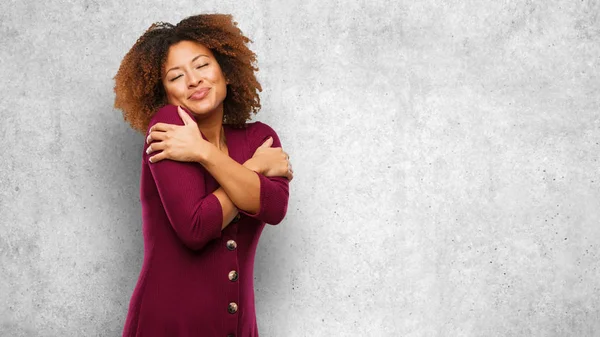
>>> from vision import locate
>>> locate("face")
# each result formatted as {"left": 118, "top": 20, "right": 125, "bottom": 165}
{"left": 162, "top": 40, "right": 228, "bottom": 118}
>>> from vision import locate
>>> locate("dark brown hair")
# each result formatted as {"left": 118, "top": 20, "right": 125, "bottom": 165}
{"left": 114, "top": 14, "right": 262, "bottom": 133}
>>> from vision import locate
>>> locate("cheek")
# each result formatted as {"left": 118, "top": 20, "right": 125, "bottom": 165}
{"left": 213, "top": 74, "right": 227, "bottom": 92}
{"left": 209, "top": 68, "right": 227, "bottom": 85}
{"left": 164, "top": 82, "right": 183, "bottom": 98}
{"left": 215, "top": 82, "right": 227, "bottom": 101}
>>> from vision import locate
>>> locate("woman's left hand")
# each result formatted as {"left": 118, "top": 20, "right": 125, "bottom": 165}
{"left": 146, "top": 106, "right": 207, "bottom": 163}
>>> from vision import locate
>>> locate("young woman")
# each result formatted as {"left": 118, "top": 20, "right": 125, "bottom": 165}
{"left": 113, "top": 14, "right": 292, "bottom": 337}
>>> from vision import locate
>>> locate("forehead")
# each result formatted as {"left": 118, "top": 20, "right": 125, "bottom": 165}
{"left": 164, "top": 40, "right": 214, "bottom": 67}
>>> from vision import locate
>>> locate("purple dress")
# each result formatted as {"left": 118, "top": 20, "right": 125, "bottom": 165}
{"left": 122, "top": 104, "right": 289, "bottom": 337}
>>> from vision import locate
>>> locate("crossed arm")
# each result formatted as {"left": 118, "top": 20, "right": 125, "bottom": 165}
{"left": 143, "top": 105, "right": 290, "bottom": 250}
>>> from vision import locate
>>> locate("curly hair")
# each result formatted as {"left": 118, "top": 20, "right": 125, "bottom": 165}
{"left": 113, "top": 14, "right": 262, "bottom": 133}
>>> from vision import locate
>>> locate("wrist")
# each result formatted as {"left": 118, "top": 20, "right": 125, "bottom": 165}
{"left": 196, "top": 141, "right": 216, "bottom": 164}
{"left": 243, "top": 158, "right": 262, "bottom": 174}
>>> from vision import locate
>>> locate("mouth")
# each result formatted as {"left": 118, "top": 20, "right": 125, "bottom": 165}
{"left": 189, "top": 87, "right": 211, "bottom": 100}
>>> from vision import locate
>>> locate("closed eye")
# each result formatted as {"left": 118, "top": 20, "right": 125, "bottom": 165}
{"left": 168, "top": 64, "right": 208, "bottom": 82}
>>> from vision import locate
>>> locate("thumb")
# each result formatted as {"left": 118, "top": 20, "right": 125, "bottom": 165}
{"left": 259, "top": 137, "right": 273, "bottom": 148}
{"left": 177, "top": 106, "right": 195, "bottom": 125}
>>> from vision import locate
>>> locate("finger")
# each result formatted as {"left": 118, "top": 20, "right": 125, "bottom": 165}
{"left": 286, "top": 162, "right": 293, "bottom": 178}
{"left": 177, "top": 106, "right": 195, "bottom": 126}
{"left": 149, "top": 152, "right": 166, "bottom": 163}
{"left": 149, "top": 122, "right": 175, "bottom": 133}
{"left": 146, "top": 141, "right": 166, "bottom": 155}
{"left": 259, "top": 137, "right": 273, "bottom": 148}
{"left": 177, "top": 106, "right": 188, "bottom": 126}
{"left": 147, "top": 131, "right": 167, "bottom": 144}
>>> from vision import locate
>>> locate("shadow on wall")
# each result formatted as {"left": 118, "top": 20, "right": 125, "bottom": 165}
{"left": 95, "top": 114, "right": 145, "bottom": 331}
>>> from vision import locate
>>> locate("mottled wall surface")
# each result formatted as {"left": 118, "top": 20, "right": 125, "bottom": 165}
{"left": 1, "top": 0, "right": 599, "bottom": 336}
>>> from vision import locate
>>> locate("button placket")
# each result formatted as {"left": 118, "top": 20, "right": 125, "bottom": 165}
{"left": 222, "top": 128, "right": 243, "bottom": 336}
{"left": 224, "top": 233, "right": 240, "bottom": 333}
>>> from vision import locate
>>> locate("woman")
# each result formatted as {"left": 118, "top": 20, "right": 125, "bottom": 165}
{"left": 113, "top": 14, "right": 292, "bottom": 337}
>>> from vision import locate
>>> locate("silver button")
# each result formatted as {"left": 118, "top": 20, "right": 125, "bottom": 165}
{"left": 228, "top": 302, "right": 238, "bottom": 314}
{"left": 226, "top": 240, "right": 237, "bottom": 251}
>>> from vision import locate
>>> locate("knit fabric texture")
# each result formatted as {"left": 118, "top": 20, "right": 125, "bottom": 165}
{"left": 122, "top": 104, "right": 289, "bottom": 337}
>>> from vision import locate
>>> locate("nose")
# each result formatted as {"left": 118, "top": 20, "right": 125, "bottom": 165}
{"left": 187, "top": 72, "right": 202, "bottom": 88}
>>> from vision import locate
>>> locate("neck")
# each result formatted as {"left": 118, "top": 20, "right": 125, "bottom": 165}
{"left": 194, "top": 105, "right": 226, "bottom": 150}
{"left": 199, "top": 123, "right": 226, "bottom": 150}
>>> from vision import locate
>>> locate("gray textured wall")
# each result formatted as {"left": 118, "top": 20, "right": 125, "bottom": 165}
{"left": 1, "top": 0, "right": 599, "bottom": 336}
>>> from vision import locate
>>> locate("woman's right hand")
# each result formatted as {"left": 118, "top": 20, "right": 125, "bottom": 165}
{"left": 244, "top": 137, "right": 293, "bottom": 181}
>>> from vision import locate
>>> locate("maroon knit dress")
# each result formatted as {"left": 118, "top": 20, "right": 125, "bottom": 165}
{"left": 122, "top": 104, "right": 289, "bottom": 337}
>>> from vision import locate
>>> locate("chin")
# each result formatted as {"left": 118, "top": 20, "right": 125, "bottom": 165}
{"left": 185, "top": 101, "right": 217, "bottom": 116}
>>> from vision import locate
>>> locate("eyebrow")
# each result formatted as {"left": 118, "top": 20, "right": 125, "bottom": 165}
{"left": 165, "top": 54, "right": 209, "bottom": 74}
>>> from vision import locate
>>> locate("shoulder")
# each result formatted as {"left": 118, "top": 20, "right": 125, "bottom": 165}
{"left": 244, "top": 121, "right": 283, "bottom": 147}
{"left": 147, "top": 105, "right": 185, "bottom": 131}
{"left": 245, "top": 121, "right": 279, "bottom": 139}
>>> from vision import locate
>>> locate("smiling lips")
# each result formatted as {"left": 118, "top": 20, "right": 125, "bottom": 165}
{"left": 189, "top": 87, "right": 210, "bottom": 100}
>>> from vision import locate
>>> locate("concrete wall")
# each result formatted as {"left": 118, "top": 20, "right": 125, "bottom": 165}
{"left": 1, "top": 0, "right": 599, "bottom": 336}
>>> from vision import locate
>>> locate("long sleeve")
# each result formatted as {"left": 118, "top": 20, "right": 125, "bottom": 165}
{"left": 238, "top": 122, "right": 290, "bottom": 225}
{"left": 144, "top": 104, "right": 223, "bottom": 250}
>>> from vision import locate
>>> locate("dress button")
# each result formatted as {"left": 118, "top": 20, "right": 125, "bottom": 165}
{"left": 228, "top": 270, "right": 239, "bottom": 281}
{"left": 226, "top": 240, "right": 237, "bottom": 251}
{"left": 231, "top": 213, "right": 241, "bottom": 223}
{"left": 228, "top": 302, "right": 238, "bottom": 314}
